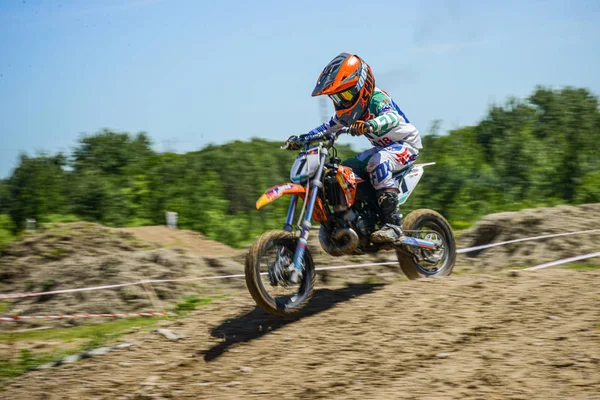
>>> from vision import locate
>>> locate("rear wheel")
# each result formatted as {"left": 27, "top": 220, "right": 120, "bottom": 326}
{"left": 396, "top": 209, "right": 456, "bottom": 279}
{"left": 245, "top": 230, "right": 315, "bottom": 316}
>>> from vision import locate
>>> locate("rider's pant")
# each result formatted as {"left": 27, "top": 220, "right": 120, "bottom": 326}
{"left": 344, "top": 142, "right": 419, "bottom": 190}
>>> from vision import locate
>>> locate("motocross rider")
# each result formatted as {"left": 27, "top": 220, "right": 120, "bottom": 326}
{"left": 285, "top": 52, "right": 422, "bottom": 243}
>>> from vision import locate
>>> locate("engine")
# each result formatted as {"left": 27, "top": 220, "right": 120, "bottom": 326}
{"left": 323, "top": 173, "right": 347, "bottom": 213}
{"left": 352, "top": 209, "right": 375, "bottom": 237}
{"left": 320, "top": 167, "right": 379, "bottom": 256}
{"left": 318, "top": 206, "right": 376, "bottom": 257}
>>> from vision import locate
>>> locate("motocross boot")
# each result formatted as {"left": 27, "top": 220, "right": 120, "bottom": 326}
{"left": 370, "top": 189, "right": 404, "bottom": 243}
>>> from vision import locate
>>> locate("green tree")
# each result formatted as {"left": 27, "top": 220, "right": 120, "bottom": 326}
{"left": 575, "top": 171, "right": 600, "bottom": 204}
{"left": 0, "top": 180, "right": 9, "bottom": 214}
{"left": 72, "top": 130, "right": 153, "bottom": 177}
{"left": 3, "top": 86, "right": 599, "bottom": 246}
{"left": 7, "top": 154, "right": 68, "bottom": 228}
{"left": 529, "top": 87, "right": 600, "bottom": 201}
{"left": 0, "top": 214, "right": 16, "bottom": 250}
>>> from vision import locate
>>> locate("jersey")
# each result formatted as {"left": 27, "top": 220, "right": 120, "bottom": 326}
{"left": 304, "top": 88, "right": 422, "bottom": 149}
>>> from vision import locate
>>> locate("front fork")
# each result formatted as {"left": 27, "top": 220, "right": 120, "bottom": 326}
{"left": 287, "top": 150, "right": 328, "bottom": 274}
{"left": 283, "top": 195, "right": 298, "bottom": 233}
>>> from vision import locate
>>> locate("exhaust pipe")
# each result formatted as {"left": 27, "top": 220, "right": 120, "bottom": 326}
{"left": 319, "top": 226, "right": 359, "bottom": 256}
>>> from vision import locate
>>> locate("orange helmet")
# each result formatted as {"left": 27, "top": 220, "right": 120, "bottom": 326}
{"left": 311, "top": 53, "right": 375, "bottom": 126}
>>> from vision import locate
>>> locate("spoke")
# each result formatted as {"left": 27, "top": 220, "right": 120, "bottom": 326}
{"left": 408, "top": 225, "right": 449, "bottom": 275}
{"left": 259, "top": 242, "right": 302, "bottom": 302}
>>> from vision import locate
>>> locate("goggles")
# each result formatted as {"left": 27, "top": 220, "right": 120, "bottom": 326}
{"left": 329, "top": 86, "right": 359, "bottom": 109}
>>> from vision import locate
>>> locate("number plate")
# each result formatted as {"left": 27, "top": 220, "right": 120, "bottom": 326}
{"left": 290, "top": 147, "right": 320, "bottom": 183}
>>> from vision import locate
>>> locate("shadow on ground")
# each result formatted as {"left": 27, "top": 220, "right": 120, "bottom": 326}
{"left": 201, "top": 283, "right": 384, "bottom": 361}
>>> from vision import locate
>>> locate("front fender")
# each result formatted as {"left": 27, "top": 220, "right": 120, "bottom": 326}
{"left": 256, "top": 183, "right": 306, "bottom": 210}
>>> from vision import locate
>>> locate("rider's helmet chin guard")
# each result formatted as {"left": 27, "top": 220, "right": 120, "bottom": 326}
{"left": 311, "top": 53, "right": 375, "bottom": 126}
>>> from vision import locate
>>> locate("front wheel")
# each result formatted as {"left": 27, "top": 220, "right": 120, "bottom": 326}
{"left": 245, "top": 230, "right": 315, "bottom": 316}
{"left": 396, "top": 209, "right": 456, "bottom": 279}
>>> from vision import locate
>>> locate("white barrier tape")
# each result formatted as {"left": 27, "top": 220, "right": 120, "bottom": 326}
{"left": 0, "top": 274, "right": 248, "bottom": 300}
{"left": 1, "top": 229, "right": 598, "bottom": 301}
{"left": 0, "top": 311, "right": 173, "bottom": 322}
{"left": 456, "top": 229, "right": 600, "bottom": 254}
{"left": 0, "top": 263, "right": 400, "bottom": 300}
{"left": 524, "top": 252, "right": 600, "bottom": 271}
{"left": 0, "top": 281, "right": 153, "bottom": 300}
{"left": 4, "top": 253, "right": 597, "bottom": 323}
{"left": 2, "top": 254, "right": 598, "bottom": 323}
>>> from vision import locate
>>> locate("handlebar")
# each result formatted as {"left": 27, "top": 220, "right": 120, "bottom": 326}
{"left": 337, "top": 127, "right": 351, "bottom": 136}
{"left": 281, "top": 125, "right": 372, "bottom": 150}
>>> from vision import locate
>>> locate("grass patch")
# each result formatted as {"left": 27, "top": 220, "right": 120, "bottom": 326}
{"left": 363, "top": 276, "right": 383, "bottom": 285}
{"left": 40, "top": 214, "right": 81, "bottom": 225}
{"left": 0, "top": 293, "right": 228, "bottom": 382}
{"left": 0, "top": 317, "right": 162, "bottom": 344}
{"left": 0, "top": 349, "right": 78, "bottom": 380}
{"left": 450, "top": 220, "right": 474, "bottom": 231}
{"left": 173, "top": 294, "right": 229, "bottom": 315}
{"left": 0, "top": 293, "right": 230, "bottom": 344}
{"left": 174, "top": 295, "right": 213, "bottom": 314}
{"left": 559, "top": 262, "right": 599, "bottom": 271}
{"left": 0, "top": 318, "right": 164, "bottom": 383}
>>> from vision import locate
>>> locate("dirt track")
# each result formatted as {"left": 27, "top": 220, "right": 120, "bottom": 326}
{"left": 118, "top": 226, "right": 236, "bottom": 258}
{"left": 1, "top": 207, "right": 600, "bottom": 398}
{"left": 3, "top": 269, "right": 599, "bottom": 399}
{"left": 3, "top": 203, "right": 600, "bottom": 323}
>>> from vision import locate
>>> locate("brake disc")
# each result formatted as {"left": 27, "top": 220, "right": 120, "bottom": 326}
{"left": 422, "top": 232, "right": 444, "bottom": 263}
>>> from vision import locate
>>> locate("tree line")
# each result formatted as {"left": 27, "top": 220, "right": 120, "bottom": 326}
{"left": 1, "top": 86, "right": 599, "bottom": 248}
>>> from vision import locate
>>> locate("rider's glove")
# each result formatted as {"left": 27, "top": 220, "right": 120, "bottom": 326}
{"left": 284, "top": 135, "right": 302, "bottom": 150}
{"left": 349, "top": 120, "right": 372, "bottom": 136}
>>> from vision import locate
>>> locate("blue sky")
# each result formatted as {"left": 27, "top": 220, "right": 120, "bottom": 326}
{"left": 1, "top": 0, "right": 599, "bottom": 178}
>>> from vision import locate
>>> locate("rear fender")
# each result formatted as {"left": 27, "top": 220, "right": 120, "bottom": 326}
{"left": 396, "top": 162, "right": 436, "bottom": 206}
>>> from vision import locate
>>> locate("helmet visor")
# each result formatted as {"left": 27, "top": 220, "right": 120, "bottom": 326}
{"left": 329, "top": 86, "right": 359, "bottom": 109}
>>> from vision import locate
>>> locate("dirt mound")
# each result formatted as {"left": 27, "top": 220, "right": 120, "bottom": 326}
{"left": 0, "top": 223, "right": 245, "bottom": 327}
{"left": 233, "top": 203, "right": 600, "bottom": 283}
{"left": 457, "top": 203, "right": 600, "bottom": 272}
{"left": 1, "top": 202, "right": 598, "bottom": 327}
{"left": 118, "top": 226, "right": 238, "bottom": 258}
{"left": 3, "top": 269, "right": 599, "bottom": 399}
{"left": 0, "top": 221, "right": 397, "bottom": 328}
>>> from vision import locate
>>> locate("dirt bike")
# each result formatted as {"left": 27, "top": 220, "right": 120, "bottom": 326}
{"left": 245, "top": 128, "right": 456, "bottom": 316}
